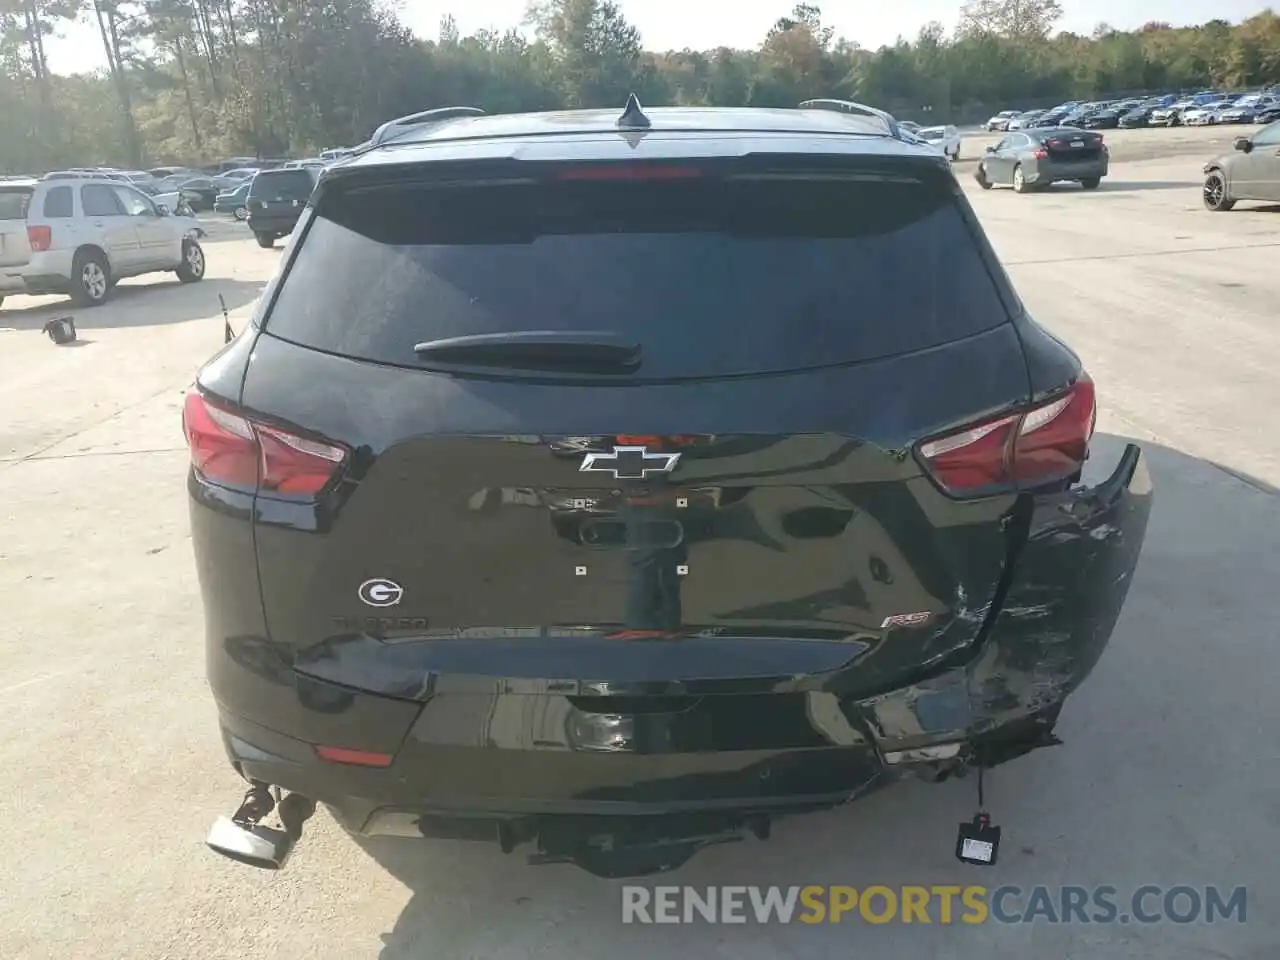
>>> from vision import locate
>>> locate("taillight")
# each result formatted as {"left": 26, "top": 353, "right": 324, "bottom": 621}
{"left": 917, "top": 375, "right": 1096, "bottom": 496}
{"left": 182, "top": 391, "right": 348, "bottom": 496}
{"left": 27, "top": 225, "right": 52, "bottom": 252}
{"left": 1033, "top": 149, "right": 1049, "bottom": 160}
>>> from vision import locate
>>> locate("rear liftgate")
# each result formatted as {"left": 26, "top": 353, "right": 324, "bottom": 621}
{"left": 205, "top": 441, "right": 1150, "bottom": 876}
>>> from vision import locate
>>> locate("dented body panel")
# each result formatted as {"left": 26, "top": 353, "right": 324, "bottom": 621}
{"left": 201, "top": 416, "right": 1150, "bottom": 855}
{"left": 863, "top": 442, "right": 1151, "bottom": 761}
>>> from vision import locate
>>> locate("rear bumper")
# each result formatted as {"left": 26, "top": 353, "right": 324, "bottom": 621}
{"left": 207, "top": 443, "right": 1152, "bottom": 845}
{"left": 0, "top": 271, "right": 27, "bottom": 294}
{"left": 247, "top": 214, "right": 302, "bottom": 234}
{"left": 1, "top": 250, "right": 76, "bottom": 295}
{"left": 1029, "top": 159, "right": 1108, "bottom": 184}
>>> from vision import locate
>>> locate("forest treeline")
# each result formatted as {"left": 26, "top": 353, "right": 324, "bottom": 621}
{"left": 2, "top": 0, "right": 1278, "bottom": 171}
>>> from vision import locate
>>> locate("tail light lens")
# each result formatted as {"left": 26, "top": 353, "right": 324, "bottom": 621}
{"left": 1033, "top": 149, "right": 1049, "bottom": 160}
{"left": 315, "top": 745, "right": 393, "bottom": 767}
{"left": 182, "top": 391, "right": 348, "bottom": 496}
{"left": 917, "top": 375, "right": 1096, "bottom": 496}
{"left": 27, "top": 225, "right": 52, "bottom": 252}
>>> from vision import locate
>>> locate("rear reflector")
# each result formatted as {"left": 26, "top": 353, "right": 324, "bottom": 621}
{"left": 182, "top": 390, "right": 348, "bottom": 496}
{"left": 314, "top": 745, "right": 393, "bottom": 767}
{"left": 917, "top": 375, "right": 1096, "bottom": 495}
{"left": 556, "top": 164, "right": 703, "bottom": 181}
{"left": 27, "top": 225, "right": 51, "bottom": 252}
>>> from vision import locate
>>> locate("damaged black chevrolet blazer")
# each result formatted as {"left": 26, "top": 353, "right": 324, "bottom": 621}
{"left": 188, "top": 98, "right": 1152, "bottom": 877}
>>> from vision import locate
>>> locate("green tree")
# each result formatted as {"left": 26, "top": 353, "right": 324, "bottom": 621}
{"left": 527, "top": 0, "right": 642, "bottom": 107}
{"left": 958, "top": 0, "right": 1064, "bottom": 41}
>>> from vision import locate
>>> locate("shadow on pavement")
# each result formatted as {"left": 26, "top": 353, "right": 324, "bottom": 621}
{"left": 197, "top": 216, "right": 259, "bottom": 244}
{"left": 1084, "top": 180, "right": 1202, "bottom": 192}
{"left": 349, "top": 434, "right": 1278, "bottom": 960}
{"left": 0, "top": 277, "right": 262, "bottom": 330}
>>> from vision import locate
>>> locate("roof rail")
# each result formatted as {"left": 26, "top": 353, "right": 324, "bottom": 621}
{"left": 797, "top": 99, "right": 902, "bottom": 140}
{"left": 365, "top": 106, "right": 486, "bottom": 149}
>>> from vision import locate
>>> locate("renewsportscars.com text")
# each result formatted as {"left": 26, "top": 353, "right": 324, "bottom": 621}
{"left": 620, "top": 885, "right": 1247, "bottom": 925}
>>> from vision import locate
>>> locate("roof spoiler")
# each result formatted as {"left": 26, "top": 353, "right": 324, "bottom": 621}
{"left": 797, "top": 99, "right": 902, "bottom": 140}
{"left": 363, "top": 106, "right": 485, "bottom": 151}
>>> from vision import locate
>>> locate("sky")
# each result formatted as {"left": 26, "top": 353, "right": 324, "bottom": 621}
{"left": 42, "top": 0, "right": 1273, "bottom": 76}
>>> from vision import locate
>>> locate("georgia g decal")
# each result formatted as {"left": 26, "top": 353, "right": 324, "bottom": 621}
{"left": 358, "top": 578, "right": 404, "bottom": 608}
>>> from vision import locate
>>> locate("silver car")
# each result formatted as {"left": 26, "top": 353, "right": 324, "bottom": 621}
{"left": 1203, "top": 119, "right": 1280, "bottom": 211}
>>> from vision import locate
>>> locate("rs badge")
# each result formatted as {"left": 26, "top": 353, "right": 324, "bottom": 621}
{"left": 880, "top": 611, "right": 932, "bottom": 629}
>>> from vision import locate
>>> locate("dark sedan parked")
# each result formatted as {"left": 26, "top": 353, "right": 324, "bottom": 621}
{"left": 1081, "top": 109, "right": 1121, "bottom": 129}
{"left": 173, "top": 177, "right": 225, "bottom": 211}
{"left": 214, "top": 180, "right": 252, "bottom": 220}
{"left": 976, "top": 128, "right": 1109, "bottom": 193}
{"left": 1119, "top": 107, "right": 1154, "bottom": 128}
{"left": 1029, "top": 110, "right": 1071, "bottom": 128}
{"left": 1203, "top": 119, "right": 1280, "bottom": 211}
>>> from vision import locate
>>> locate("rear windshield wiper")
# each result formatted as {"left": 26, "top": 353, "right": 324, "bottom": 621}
{"left": 413, "top": 331, "right": 641, "bottom": 372}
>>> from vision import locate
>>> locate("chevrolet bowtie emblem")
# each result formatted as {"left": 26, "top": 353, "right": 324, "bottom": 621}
{"left": 579, "top": 445, "right": 681, "bottom": 480}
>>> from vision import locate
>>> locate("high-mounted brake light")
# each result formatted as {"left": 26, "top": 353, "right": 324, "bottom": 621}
{"left": 556, "top": 164, "right": 703, "bottom": 182}
{"left": 917, "top": 375, "right": 1096, "bottom": 495}
{"left": 182, "top": 391, "right": 348, "bottom": 496}
{"left": 614, "top": 434, "right": 698, "bottom": 447}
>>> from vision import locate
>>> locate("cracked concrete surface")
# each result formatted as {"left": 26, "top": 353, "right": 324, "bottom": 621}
{"left": 0, "top": 150, "right": 1278, "bottom": 960}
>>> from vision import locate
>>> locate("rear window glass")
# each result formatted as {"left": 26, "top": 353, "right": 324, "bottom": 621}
{"left": 0, "top": 188, "right": 33, "bottom": 220}
{"left": 265, "top": 172, "right": 1011, "bottom": 379}
{"left": 250, "top": 170, "right": 314, "bottom": 200}
{"left": 43, "top": 186, "right": 73, "bottom": 218}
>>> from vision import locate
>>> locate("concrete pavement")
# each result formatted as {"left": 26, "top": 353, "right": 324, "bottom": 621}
{"left": 0, "top": 152, "right": 1276, "bottom": 959}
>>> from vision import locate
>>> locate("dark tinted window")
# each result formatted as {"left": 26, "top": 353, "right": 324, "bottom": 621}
{"left": 0, "top": 187, "right": 33, "bottom": 220}
{"left": 249, "top": 170, "right": 314, "bottom": 200}
{"left": 81, "top": 184, "right": 123, "bottom": 217}
{"left": 266, "top": 172, "right": 1011, "bottom": 379}
{"left": 43, "top": 185, "right": 73, "bottom": 218}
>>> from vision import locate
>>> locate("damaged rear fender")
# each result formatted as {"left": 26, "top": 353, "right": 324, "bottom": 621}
{"left": 860, "top": 442, "right": 1153, "bottom": 764}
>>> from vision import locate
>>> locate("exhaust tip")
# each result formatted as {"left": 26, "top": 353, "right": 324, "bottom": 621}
{"left": 205, "top": 815, "right": 296, "bottom": 870}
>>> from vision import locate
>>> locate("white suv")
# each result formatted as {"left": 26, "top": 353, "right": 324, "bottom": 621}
{"left": 0, "top": 176, "right": 207, "bottom": 309}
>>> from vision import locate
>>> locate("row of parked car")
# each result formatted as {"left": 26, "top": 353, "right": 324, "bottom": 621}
{"left": 2, "top": 147, "right": 355, "bottom": 217}
{"left": 0, "top": 146, "right": 360, "bottom": 308}
{"left": 987, "top": 89, "right": 1280, "bottom": 133}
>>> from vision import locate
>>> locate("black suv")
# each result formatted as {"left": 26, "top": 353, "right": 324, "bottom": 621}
{"left": 189, "top": 97, "right": 1151, "bottom": 877}
{"left": 246, "top": 167, "right": 317, "bottom": 248}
